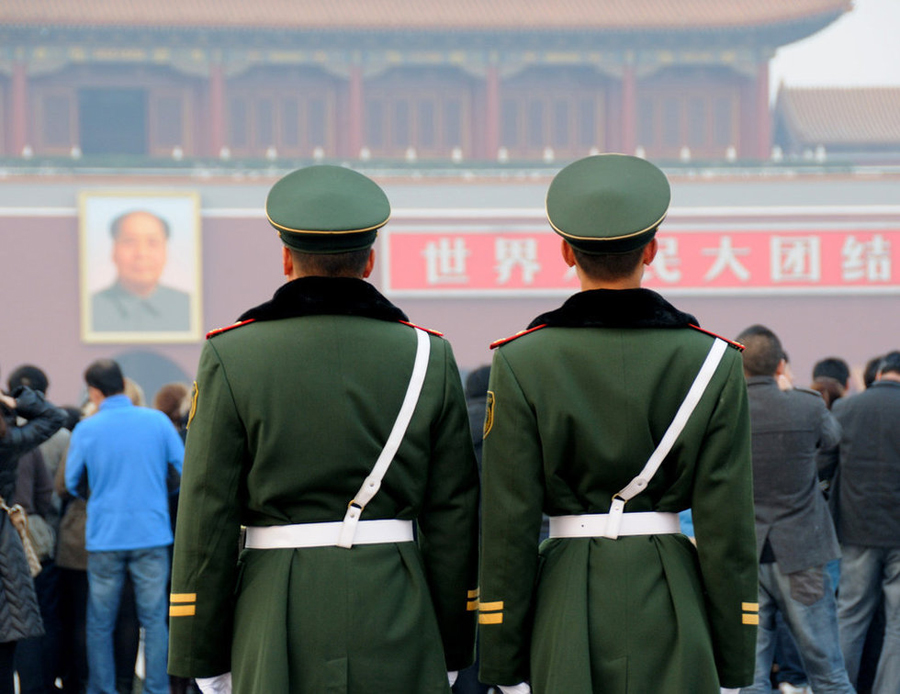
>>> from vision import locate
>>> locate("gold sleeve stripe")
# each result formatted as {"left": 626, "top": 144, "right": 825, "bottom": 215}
{"left": 170, "top": 605, "right": 196, "bottom": 617}
{"left": 467, "top": 589, "right": 480, "bottom": 599}
{"left": 742, "top": 602, "right": 759, "bottom": 612}
{"left": 170, "top": 593, "right": 197, "bottom": 603}
{"left": 479, "top": 613, "right": 503, "bottom": 625}
{"left": 742, "top": 614, "right": 759, "bottom": 625}
{"left": 467, "top": 600, "right": 479, "bottom": 611}
{"left": 479, "top": 601, "right": 504, "bottom": 612}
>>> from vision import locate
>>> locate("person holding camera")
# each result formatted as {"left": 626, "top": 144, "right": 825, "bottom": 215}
{"left": 0, "top": 380, "right": 66, "bottom": 694}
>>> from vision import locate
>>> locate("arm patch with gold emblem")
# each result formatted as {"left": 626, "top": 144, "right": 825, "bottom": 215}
{"left": 186, "top": 381, "right": 199, "bottom": 430}
{"left": 483, "top": 391, "right": 495, "bottom": 438}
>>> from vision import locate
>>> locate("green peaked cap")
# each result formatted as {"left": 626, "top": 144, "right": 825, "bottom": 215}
{"left": 266, "top": 165, "right": 391, "bottom": 254}
{"left": 546, "top": 154, "right": 671, "bottom": 254}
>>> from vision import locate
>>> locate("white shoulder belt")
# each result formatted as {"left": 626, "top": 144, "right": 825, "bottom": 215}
{"left": 550, "top": 338, "right": 728, "bottom": 541}
{"left": 246, "top": 327, "right": 431, "bottom": 550}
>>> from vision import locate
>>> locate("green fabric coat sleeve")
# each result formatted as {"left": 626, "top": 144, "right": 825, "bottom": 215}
{"left": 417, "top": 339, "right": 480, "bottom": 671}
{"left": 478, "top": 348, "right": 545, "bottom": 686}
{"left": 168, "top": 341, "right": 246, "bottom": 678}
{"left": 690, "top": 350, "right": 759, "bottom": 689}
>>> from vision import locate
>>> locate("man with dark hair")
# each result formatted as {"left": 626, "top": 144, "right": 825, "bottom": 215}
{"left": 82, "top": 359, "right": 126, "bottom": 397}
{"left": 824, "top": 350, "right": 900, "bottom": 691}
{"left": 811, "top": 357, "right": 851, "bottom": 410}
{"left": 478, "top": 155, "right": 757, "bottom": 694}
{"left": 737, "top": 324, "right": 853, "bottom": 694}
{"left": 91, "top": 210, "right": 192, "bottom": 333}
{"left": 65, "top": 358, "right": 184, "bottom": 694}
{"left": 7, "top": 365, "right": 69, "bottom": 481}
{"left": 167, "top": 165, "right": 479, "bottom": 694}
{"left": 7, "top": 365, "right": 49, "bottom": 396}
{"left": 863, "top": 353, "right": 885, "bottom": 389}
{"left": 812, "top": 357, "right": 851, "bottom": 389}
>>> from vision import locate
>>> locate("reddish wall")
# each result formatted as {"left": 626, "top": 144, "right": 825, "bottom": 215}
{"left": 2, "top": 208, "right": 895, "bottom": 405}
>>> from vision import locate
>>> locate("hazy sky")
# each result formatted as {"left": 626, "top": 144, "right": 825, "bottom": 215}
{"left": 769, "top": 0, "right": 900, "bottom": 101}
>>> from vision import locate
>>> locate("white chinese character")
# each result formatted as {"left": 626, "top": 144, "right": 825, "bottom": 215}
{"left": 495, "top": 238, "right": 541, "bottom": 285}
{"left": 702, "top": 236, "right": 751, "bottom": 282}
{"left": 842, "top": 235, "right": 891, "bottom": 282}
{"left": 645, "top": 237, "right": 682, "bottom": 283}
{"left": 771, "top": 236, "right": 821, "bottom": 282}
{"left": 422, "top": 238, "right": 470, "bottom": 285}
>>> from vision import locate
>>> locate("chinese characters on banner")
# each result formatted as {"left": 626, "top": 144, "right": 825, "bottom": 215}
{"left": 384, "top": 228, "right": 899, "bottom": 295}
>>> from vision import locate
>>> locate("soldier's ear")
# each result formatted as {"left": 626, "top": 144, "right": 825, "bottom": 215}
{"left": 362, "top": 248, "right": 376, "bottom": 279}
{"left": 642, "top": 238, "right": 659, "bottom": 266}
{"left": 282, "top": 246, "right": 294, "bottom": 278}
{"left": 560, "top": 240, "right": 576, "bottom": 267}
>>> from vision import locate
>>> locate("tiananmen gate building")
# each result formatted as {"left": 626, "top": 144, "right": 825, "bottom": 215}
{"left": 1, "top": 0, "right": 851, "bottom": 162}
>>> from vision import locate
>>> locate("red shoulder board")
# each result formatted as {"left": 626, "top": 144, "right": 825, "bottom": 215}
{"left": 206, "top": 319, "right": 256, "bottom": 339}
{"left": 490, "top": 324, "right": 548, "bottom": 350}
{"left": 689, "top": 324, "right": 744, "bottom": 351}
{"left": 399, "top": 320, "right": 443, "bottom": 337}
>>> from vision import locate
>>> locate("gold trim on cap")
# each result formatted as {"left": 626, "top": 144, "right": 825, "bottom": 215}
{"left": 546, "top": 207, "right": 669, "bottom": 244}
{"left": 266, "top": 211, "right": 390, "bottom": 235}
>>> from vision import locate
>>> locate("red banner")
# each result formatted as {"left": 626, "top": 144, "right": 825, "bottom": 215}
{"left": 383, "top": 227, "right": 900, "bottom": 296}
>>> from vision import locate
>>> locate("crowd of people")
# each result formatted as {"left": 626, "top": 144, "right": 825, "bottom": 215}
{"left": 1, "top": 158, "right": 898, "bottom": 694}
{"left": 0, "top": 362, "right": 192, "bottom": 694}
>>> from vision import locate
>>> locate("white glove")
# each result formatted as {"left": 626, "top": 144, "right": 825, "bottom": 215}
{"left": 448, "top": 671, "right": 458, "bottom": 687}
{"left": 195, "top": 672, "right": 232, "bottom": 694}
{"left": 498, "top": 683, "right": 532, "bottom": 694}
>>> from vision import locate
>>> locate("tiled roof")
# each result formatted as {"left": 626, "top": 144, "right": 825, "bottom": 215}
{"left": 0, "top": 0, "right": 851, "bottom": 31}
{"left": 777, "top": 87, "right": 900, "bottom": 145}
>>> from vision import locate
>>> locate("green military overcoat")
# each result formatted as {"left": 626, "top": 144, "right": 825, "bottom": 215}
{"left": 479, "top": 288, "right": 758, "bottom": 693}
{"left": 168, "top": 277, "right": 480, "bottom": 693}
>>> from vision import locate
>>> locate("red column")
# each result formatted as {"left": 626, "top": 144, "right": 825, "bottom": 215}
{"left": 209, "top": 62, "right": 225, "bottom": 157}
{"left": 484, "top": 65, "right": 500, "bottom": 160}
{"left": 12, "top": 60, "right": 29, "bottom": 157}
{"left": 755, "top": 61, "right": 771, "bottom": 160}
{"left": 348, "top": 65, "right": 364, "bottom": 158}
{"left": 621, "top": 62, "right": 636, "bottom": 156}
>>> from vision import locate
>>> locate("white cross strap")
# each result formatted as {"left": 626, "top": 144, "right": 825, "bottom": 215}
{"left": 336, "top": 327, "right": 431, "bottom": 548}
{"left": 604, "top": 338, "right": 728, "bottom": 540}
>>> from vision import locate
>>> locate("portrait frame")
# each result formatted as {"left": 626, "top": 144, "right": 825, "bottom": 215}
{"left": 79, "top": 191, "right": 202, "bottom": 344}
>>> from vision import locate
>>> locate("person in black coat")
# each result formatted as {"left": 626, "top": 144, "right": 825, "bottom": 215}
{"left": 0, "top": 383, "right": 66, "bottom": 694}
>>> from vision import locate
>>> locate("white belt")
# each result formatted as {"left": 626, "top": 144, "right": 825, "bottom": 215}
{"left": 245, "top": 519, "right": 414, "bottom": 549}
{"left": 549, "top": 512, "right": 681, "bottom": 539}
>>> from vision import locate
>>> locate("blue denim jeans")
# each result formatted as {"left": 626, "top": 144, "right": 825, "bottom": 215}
{"left": 838, "top": 544, "right": 900, "bottom": 694}
{"left": 86, "top": 546, "right": 170, "bottom": 694}
{"left": 740, "top": 562, "right": 853, "bottom": 694}
{"left": 773, "top": 559, "right": 840, "bottom": 687}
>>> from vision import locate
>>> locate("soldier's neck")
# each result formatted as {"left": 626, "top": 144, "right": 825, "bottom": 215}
{"left": 578, "top": 267, "right": 644, "bottom": 291}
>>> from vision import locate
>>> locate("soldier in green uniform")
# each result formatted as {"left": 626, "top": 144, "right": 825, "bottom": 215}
{"left": 478, "top": 155, "right": 758, "bottom": 694}
{"left": 167, "top": 165, "right": 480, "bottom": 694}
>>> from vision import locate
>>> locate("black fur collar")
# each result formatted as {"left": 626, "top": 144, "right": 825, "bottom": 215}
{"left": 527, "top": 288, "right": 697, "bottom": 330}
{"left": 238, "top": 277, "right": 408, "bottom": 324}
